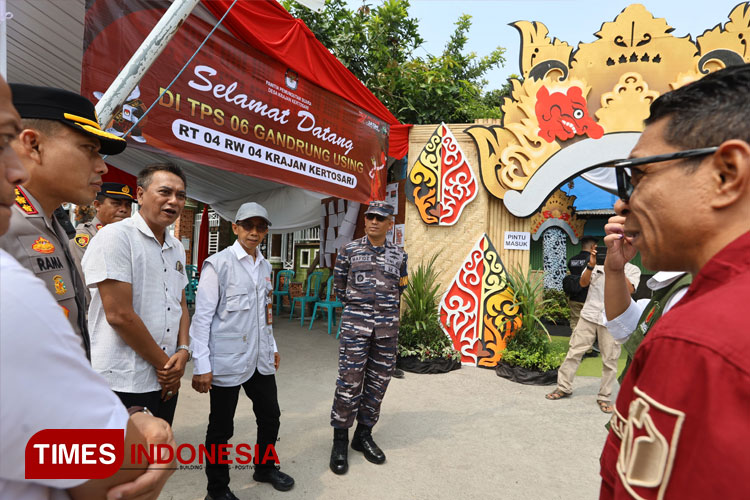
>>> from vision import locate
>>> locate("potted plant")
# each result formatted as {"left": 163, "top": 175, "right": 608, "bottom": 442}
{"left": 540, "top": 289, "right": 572, "bottom": 336}
{"left": 496, "top": 267, "right": 566, "bottom": 385}
{"left": 397, "top": 253, "right": 461, "bottom": 374}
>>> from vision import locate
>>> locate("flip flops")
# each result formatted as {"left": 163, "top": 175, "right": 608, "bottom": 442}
{"left": 545, "top": 389, "right": 571, "bottom": 400}
{"left": 598, "top": 400, "right": 614, "bottom": 414}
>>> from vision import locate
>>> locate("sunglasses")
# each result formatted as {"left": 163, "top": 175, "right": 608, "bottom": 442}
{"left": 614, "top": 146, "right": 718, "bottom": 201}
{"left": 365, "top": 213, "right": 387, "bottom": 222}
{"left": 237, "top": 220, "right": 268, "bottom": 232}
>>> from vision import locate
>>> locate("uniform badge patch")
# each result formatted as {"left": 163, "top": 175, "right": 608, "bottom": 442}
{"left": 96, "top": 223, "right": 103, "bottom": 230}
{"left": 53, "top": 275, "right": 67, "bottom": 295}
{"left": 74, "top": 233, "right": 90, "bottom": 248}
{"left": 32, "top": 236, "right": 55, "bottom": 254}
{"left": 14, "top": 186, "right": 38, "bottom": 215}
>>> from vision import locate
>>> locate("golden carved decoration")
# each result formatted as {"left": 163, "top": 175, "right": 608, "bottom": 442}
{"left": 570, "top": 4, "right": 698, "bottom": 107}
{"left": 529, "top": 189, "right": 585, "bottom": 239}
{"left": 596, "top": 73, "right": 660, "bottom": 133}
{"left": 694, "top": 4, "right": 750, "bottom": 72}
{"left": 467, "top": 3, "right": 750, "bottom": 203}
{"left": 511, "top": 20, "right": 574, "bottom": 81}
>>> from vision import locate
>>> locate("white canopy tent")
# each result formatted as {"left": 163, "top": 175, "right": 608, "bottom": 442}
{"left": 3, "top": 0, "right": 328, "bottom": 231}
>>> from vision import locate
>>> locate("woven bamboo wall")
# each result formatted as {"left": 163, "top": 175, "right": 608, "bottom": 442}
{"left": 404, "top": 122, "right": 530, "bottom": 296}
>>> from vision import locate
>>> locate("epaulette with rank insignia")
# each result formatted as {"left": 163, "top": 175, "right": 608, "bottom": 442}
{"left": 14, "top": 186, "right": 38, "bottom": 215}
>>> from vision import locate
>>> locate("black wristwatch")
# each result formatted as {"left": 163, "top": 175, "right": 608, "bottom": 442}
{"left": 586, "top": 265, "right": 595, "bottom": 271}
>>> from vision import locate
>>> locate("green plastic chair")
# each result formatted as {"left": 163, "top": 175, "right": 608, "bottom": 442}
{"left": 290, "top": 271, "right": 324, "bottom": 326}
{"left": 184, "top": 265, "right": 199, "bottom": 306}
{"left": 309, "top": 276, "right": 343, "bottom": 336}
{"left": 272, "top": 270, "right": 295, "bottom": 315}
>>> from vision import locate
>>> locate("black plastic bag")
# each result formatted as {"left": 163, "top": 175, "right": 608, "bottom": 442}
{"left": 397, "top": 355, "right": 461, "bottom": 374}
{"left": 495, "top": 360, "right": 557, "bottom": 385}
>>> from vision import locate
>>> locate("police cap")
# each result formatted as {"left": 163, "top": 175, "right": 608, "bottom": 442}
{"left": 10, "top": 83, "right": 127, "bottom": 155}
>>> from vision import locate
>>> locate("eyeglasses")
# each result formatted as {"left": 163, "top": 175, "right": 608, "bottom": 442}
{"left": 365, "top": 213, "right": 387, "bottom": 222}
{"left": 614, "top": 146, "right": 718, "bottom": 201}
{"left": 237, "top": 220, "right": 268, "bottom": 232}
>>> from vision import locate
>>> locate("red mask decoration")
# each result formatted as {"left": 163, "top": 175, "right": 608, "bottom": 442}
{"left": 535, "top": 86, "right": 604, "bottom": 143}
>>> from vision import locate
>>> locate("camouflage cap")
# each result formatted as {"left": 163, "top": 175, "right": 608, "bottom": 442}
{"left": 364, "top": 200, "right": 394, "bottom": 217}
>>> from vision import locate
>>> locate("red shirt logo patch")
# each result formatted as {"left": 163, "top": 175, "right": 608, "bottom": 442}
{"left": 617, "top": 386, "right": 685, "bottom": 499}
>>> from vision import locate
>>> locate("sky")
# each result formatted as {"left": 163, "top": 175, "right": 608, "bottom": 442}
{"left": 346, "top": 0, "right": 747, "bottom": 90}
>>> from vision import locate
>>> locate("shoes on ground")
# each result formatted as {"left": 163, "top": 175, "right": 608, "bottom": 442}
{"left": 205, "top": 490, "right": 240, "bottom": 500}
{"left": 351, "top": 425, "right": 386, "bottom": 464}
{"left": 330, "top": 428, "right": 349, "bottom": 475}
{"left": 253, "top": 467, "right": 295, "bottom": 492}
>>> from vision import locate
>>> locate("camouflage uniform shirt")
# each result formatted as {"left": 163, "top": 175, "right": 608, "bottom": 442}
{"left": 333, "top": 236, "right": 408, "bottom": 338}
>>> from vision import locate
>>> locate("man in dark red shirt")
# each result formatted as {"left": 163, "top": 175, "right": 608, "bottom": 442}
{"left": 600, "top": 64, "right": 750, "bottom": 498}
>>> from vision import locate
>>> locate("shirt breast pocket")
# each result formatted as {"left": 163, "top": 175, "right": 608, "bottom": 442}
{"left": 351, "top": 263, "right": 372, "bottom": 287}
{"left": 226, "top": 286, "right": 251, "bottom": 312}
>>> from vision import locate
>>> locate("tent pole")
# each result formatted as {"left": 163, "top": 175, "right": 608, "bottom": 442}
{"left": 0, "top": 0, "right": 8, "bottom": 79}
{"left": 95, "top": 0, "right": 201, "bottom": 128}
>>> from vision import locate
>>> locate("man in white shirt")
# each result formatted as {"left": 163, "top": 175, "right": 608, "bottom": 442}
{"left": 83, "top": 163, "right": 190, "bottom": 424}
{"left": 546, "top": 247, "right": 641, "bottom": 413}
{"left": 605, "top": 272, "right": 689, "bottom": 342}
{"left": 191, "top": 202, "right": 294, "bottom": 500}
{"left": 0, "top": 75, "right": 174, "bottom": 500}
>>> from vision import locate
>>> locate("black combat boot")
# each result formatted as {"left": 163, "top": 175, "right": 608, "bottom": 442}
{"left": 351, "top": 423, "right": 386, "bottom": 464}
{"left": 330, "top": 428, "right": 349, "bottom": 475}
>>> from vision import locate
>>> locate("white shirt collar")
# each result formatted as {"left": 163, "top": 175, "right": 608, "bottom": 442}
{"left": 647, "top": 271, "right": 687, "bottom": 290}
{"left": 132, "top": 211, "right": 175, "bottom": 249}
{"left": 231, "top": 239, "right": 263, "bottom": 264}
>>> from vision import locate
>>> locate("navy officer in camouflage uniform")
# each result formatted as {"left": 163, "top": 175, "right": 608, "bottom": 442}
{"left": 329, "top": 200, "right": 408, "bottom": 475}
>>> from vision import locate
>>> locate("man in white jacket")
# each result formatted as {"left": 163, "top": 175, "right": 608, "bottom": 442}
{"left": 190, "top": 202, "right": 294, "bottom": 500}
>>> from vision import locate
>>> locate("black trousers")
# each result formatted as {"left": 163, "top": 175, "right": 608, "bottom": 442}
{"left": 205, "top": 370, "right": 281, "bottom": 496}
{"left": 115, "top": 390, "right": 179, "bottom": 425}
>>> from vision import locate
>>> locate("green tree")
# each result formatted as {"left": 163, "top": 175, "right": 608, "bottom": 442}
{"left": 282, "top": 0, "right": 506, "bottom": 124}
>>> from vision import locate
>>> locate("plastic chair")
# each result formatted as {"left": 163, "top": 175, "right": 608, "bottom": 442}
{"left": 290, "top": 271, "right": 324, "bottom": 326}
{"left": 184, "top": 265, "right": 199, "bottom": 306}
{"left": 309, "top": 276, "right": 343, "bottom": 335}
{"left": 272, "top": 270, "right": 295, "bottom": 315}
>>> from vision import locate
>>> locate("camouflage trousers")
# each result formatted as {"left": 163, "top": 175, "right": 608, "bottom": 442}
{"left": 330, "top": 326, "right": 398, "bottom": 429}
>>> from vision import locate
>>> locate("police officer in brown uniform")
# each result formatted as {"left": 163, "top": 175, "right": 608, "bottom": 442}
{"left": 0, "top": 84, "right": 126, "bottom": 358}
{"left": 69, "top": 182, "right": 133, "bottom": 304}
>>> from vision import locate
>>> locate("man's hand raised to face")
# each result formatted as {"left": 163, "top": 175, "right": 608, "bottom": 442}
{"left": 603, "top": 215, "right": 638, "bottom": 272}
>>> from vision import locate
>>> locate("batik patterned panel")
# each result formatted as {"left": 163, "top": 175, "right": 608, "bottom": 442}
{"left": 409, "top": 123, "right": 477, "bottom": 226}
{"left": 439, "top": 234, "right": 522, "bottom": 367}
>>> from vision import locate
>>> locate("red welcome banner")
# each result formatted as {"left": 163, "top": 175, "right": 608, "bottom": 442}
{"left": 82, "top": 0, "right": 389, "bottom": 202}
